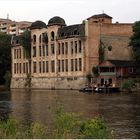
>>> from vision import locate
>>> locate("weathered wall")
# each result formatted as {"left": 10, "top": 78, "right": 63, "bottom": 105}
{"left": 101, "top": 35, "right": 133, "bottom": 60}
{"left": 11, "top": 76, "right": 87, "bottom": 89}
{"left": 86, "top": 20, "right": 133, "bottom": 75}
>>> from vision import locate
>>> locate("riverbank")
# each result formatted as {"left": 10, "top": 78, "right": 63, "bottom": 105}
{"left": 0, "top": 109, "right": 112, "bottom": 139}
{"left": 0, "top": 85, "right": 6, "bottom": 91}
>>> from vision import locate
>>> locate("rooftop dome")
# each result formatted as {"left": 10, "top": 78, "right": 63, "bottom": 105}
{"left": 30, "top": 20, "right": 47, "bottom": 30}
{"left": 48, "top": 16, "right": 66, "bottom": 26}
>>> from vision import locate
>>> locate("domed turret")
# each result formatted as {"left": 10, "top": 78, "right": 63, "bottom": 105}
{"left": 30, "top": 20, "right": 47, "bottom": 30}
{"left": 48, "top": 16, "right": 66, "bottom": 26}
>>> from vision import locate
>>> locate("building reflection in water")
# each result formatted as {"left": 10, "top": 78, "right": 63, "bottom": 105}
{"left": 10, "top": 89, "right": 99, "bottom": 126}
{"left": 9, "top": 89, "right": 140, "bottom": 138}
{"left": 0, "top": 90, "right": 11, "bottom": 121}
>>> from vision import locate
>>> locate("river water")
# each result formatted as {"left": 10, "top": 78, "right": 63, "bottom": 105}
{"left": 0, "top": 89, "right": 140, "bottom": 138}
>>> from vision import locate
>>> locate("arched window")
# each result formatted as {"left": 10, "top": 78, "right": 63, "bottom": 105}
{"left": 51, "top": 31, "right": 55, "bottom": 41}
{"left": 43, "top": 33, "right": 48, "bottom": 44}
{"left": 33, "top": 35, "right": 36, "bottom": 43}
{"left": 39, "top": 35, "right": 41, "bottom": 43}
{"left": 74, "top": 30, "right": 78, "bottom": 35}
{"left": 61, "top": 32, "right": 64, "bottom": 37}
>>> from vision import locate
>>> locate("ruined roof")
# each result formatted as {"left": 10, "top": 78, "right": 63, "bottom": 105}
{"left": 11, "top": 35, "right": 21, "bottom": 46}
{"left": 48, "top": 16, "right": 66, "bottom": 26}
{"left": 30, "top": 20, "right": 47, "bottom": 30}
{"left": 58, "top": 24, "right": 85, "bottom": 39}
{"left": 108, "top": 60, "right": 136, "bottom": 67}
{"left": 87, "top": 13, "right": 112, "bottom": 20}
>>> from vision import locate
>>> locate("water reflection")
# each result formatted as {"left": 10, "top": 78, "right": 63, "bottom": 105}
{"left": 0, "top": 89, "right": 140, "bottom": 138}
{"left": 0, "top": 90, "right": 11, "bottom": 120}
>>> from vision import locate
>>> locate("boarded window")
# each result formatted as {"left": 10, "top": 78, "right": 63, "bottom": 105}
{"left": 79, "top": 58, "right": 82, "bottom": 71}
{"left": 75, "top": 59, "right": 78, "bottom": 71}
{"left": 71, "top": 59, "right": 73, "bottom": 71}
{"left": 51, "top": 44, "right": 55, "bottom": 55}
{"left": 42, "top": 45, "right": 45, "bottom": 56}
{"left": 65, "top": 42, "right": 68, "bottom": 55}
{"left": 39, "top": 46, "right": 42, "bottom": 57}
{"left": 79, "top": 40, "right": 82, "bottom": 53}
{"left": 33, "top": 46, "right": 36, "bottom": 57}
{"left": 71, "top": 42, "right": 73, "bottom": 54}
{"left": 46, "top": 61, "right": 49, "bottom": 73}
{"left": 14, "top": 63, "right": 16, "bottom": 74}
{"left": 39, "top": 35, "right": 41, "bottom": 43}
{"left": 75, "top": 41, "right": 77, "bottom": 54}
{"left": 51, "top": 60, "right": 55, "bottom": 73}
{"left": 33, "top": 61, "right": 36, "bottom": 73}
{"left": 58, "top": 60, "right": 61, "bottom": 72}
{"left": 33, "top": 35, "right": 36, "bottom": 43}
{"left": 43, "top": 61, "right": 45, "bottom": 73}
{"left": 58, "top": 43, "right": 61, "bottom": 55}
{"left": 26, "top": 62, "right": 28, "bottom": 73}
{"left": 62, "top": 60, "right": 64, "bottom": 72}
{"left": 46, "top": 45, "right": 48, "bottom": 56}
{"left": 51, "top": 31, "right": 55, "bottom": 41}
{"left": 66, "top": 59, "right": 68, "bottom": 72}
{"left": 39, "top": 61, "right": 41, "bottom": 73}
{"left": 62, "top": 43, "right": 64, "bottom": 54}
{"left": 23, "top": 63, "right": 26, "bottom": 73}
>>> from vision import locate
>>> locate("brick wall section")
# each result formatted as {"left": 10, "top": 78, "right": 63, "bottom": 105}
{"left": 101, "top": 35, "right": 133, "bottom": 60}
{"left": 86, "top": 19, "right": 133, "bottom": 75}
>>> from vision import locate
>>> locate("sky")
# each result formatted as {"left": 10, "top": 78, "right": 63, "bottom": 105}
{"left": 0, "top": 0, "right": 140, "bottom": 25}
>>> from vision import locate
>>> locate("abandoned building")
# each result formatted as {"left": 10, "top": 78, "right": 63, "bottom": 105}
{"left": 11, "top": 13, "right": 134, "bottom": 89}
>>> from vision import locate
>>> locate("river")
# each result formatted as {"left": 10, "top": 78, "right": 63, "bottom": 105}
{"left": 0, "top": 89, "right": 140, "bottom": 138}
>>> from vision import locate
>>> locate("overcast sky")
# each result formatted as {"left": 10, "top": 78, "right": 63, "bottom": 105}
{"left": 0, "top": 0, "right": 140, "bottom": 25}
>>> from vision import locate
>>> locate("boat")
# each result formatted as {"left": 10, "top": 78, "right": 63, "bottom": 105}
{"left": 79, "top": 86, "right": 120, "bottom": 93}
{"left": 94, "top": 87, "right": 120, "bottom": 93}
{"left": 79, "top": 87, "right": 95, "bottom": 92}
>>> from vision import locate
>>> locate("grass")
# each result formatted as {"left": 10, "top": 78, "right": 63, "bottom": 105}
{"left": 0, "top": 106, "right": 113, "bottom": 139}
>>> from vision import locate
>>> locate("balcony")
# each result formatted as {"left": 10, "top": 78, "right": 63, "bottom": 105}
{"left": 99, "top": 67, "right": 116, "bottom": 76}
{"left": 10, "top": 26, "right": 16, "bottom": 30}
{"left": 1, "top": 27, "right": 7, "bottom": 32}
{"left": 100, "top": 72, "right": 116, "bottom": 76}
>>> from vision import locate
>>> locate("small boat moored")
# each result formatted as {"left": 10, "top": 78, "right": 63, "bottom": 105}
{"left": 79, "top": 86, "right": 120, "bottom": 93}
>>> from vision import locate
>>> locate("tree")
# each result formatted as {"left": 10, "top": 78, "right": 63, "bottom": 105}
{"left": 99, "top": 41, "right": 105, "bottom": 64}
{"left": 20, "top": 29, "right": 31, "bottom": 58}
{"left": 86, "top": 73, "right": 93, "bottom": 84}
{"left": 0, "top": 32, "right": 12, "bottom": 85}
{"left": 130, "top": 21, "right": 140, "bottom": 75}
{"left": 20, "top": 30, "right": 32, "bottom": 88}
{"left": 92, "top": 66, "right": 99, "bottom": 77}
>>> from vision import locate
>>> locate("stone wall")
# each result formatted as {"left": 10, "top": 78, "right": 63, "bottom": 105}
{"left": 11, "top": 76, "right": 87, "bottom": 90}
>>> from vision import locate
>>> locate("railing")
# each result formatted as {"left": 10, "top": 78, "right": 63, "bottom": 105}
{"left": 100, "top": 72, "right": 116, "bottom": 76}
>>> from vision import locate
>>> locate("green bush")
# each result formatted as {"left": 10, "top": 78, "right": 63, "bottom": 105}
{"left": 4, "top": 71, "right": 11, "bottom": 88}
{"left": 79, "top": 118, "right": 111, "bottom": 139}
{"left": 53, "top": 107, "right": 80, "bottom": 138}
{"left": 0, "top": 108, "right": 113, "bottom": 139}
{"left": 86, "top": 73, "right": 93, "bottom": 83}
{"left": 92, "top": 66, "right": 99, "bottom": 77}
{"left": 122, "top": 79, "right": 135, "bottom": 92}
{"left": 25, "top": 123, "right": 47, "bottom": 139}
{"left": 0, "top": 118, "right": 21, "bottom": 139}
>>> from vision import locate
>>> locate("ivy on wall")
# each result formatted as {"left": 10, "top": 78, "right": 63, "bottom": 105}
{"left": 20, "top": 29, "right": 31, "bottom": 59}
{"left": 99, "top": 42, "right": 105, "bottom": 63}
{"left": 99, "top": 40, "right": 113, "bottom": 63}
{"left": 20, "top": 30, "right": 32, "bottom": 88}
